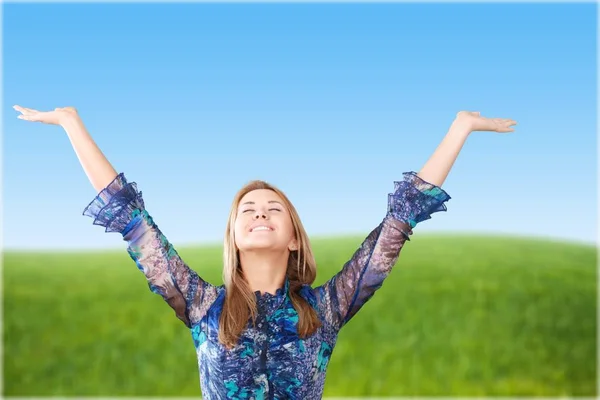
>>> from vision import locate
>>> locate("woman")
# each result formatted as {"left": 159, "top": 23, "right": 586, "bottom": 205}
{"left": 13, "top": 104, "right": 516, "bottom": 399}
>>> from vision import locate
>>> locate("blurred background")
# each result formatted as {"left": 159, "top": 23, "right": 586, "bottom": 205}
{"left": 3, "top": 2, "right": 597, "bottom": 396}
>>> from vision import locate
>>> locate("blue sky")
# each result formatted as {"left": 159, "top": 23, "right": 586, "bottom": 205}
{"left": 3, "top": 2, "right": 597, "bottom": 250}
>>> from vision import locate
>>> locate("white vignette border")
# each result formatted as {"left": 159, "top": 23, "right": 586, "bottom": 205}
{"left": 0, "top": 0, "right": 598, "bottom": 399}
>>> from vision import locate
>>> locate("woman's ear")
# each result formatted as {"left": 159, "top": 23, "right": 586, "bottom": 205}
{"left": 288, "top": 239, "right": 298, "bottom": 251}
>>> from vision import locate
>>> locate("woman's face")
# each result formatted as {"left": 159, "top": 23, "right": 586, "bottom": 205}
{"left": 234, "top": 189, "right": 297, "bottom": 253}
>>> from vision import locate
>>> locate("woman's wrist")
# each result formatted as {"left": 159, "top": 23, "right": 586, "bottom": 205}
{"left": 59, "top": 110, "right": 82, "bottom": 129}
{"left": 60, "top": 113, "right": 85, "bottom": 136}
{"left": 449, "top": 118, "right": 473, "bottom": 138}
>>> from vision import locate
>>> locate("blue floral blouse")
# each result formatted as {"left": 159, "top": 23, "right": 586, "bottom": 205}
{"left": 83, "top": 171, "right": 451, "bottom": 399}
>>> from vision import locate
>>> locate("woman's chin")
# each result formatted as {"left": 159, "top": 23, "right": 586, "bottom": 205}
{"left": 241, "top": 240, "right": 285, "bottom": 252}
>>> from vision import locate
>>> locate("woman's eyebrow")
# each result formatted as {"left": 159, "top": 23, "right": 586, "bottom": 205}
{"left": 240, "top": 201, "right": 284, "bottom": 206}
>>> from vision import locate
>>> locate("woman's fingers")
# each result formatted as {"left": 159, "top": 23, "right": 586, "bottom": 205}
{"left": 17, "top": 113, "right": 39, "bottom": 121}
{"left": 496, "top": 118, "right": 517, "bottom": 127}
{"left": 14, "top": 106, "right": 65, "bottom": 125}
{"left": 13, "top": 105, "right": 27, "bottom": 114}
{"left": 504, "top": 119, "right": 517, "bottom": 129}
{"left": 14, "top": 105, "right": 42, "bottom": 122}
{"left": 14, "top": 105, "right": 39, "bottom": 116}
{"left": 486, "top": 118, "right": 516, "bottom": 133}
{"left": 498, "top": 121, "right": 515, "bottom": 133}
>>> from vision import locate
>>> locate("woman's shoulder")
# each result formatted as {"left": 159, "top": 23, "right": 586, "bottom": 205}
{"left": 298, "top": 284, "right": 319, "bottom": 308}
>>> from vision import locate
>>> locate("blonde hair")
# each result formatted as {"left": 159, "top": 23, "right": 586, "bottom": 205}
{"left": 219, "top": 180, "right": 322, "bottom": 348}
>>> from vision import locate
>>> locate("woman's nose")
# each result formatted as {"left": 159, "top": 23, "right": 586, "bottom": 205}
{"left": 254, "top": 212, "right": 267, "bottom": 219}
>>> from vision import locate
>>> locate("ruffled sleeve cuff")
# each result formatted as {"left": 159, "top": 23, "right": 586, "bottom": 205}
{"left": 82, "top": 173, "right": 146, "bottom": 233}
{"left": 387, "top": 171, "right": 451, "bottom": 229}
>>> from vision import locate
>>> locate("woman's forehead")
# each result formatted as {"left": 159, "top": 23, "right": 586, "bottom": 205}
{"left": 239, "top": 189, "right": 284, "bottom": 204}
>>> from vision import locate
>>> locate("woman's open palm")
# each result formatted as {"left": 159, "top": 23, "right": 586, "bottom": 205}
{"left": 13, "top": 105, "right": 78, "bottom": 126}
{"left": 456, "top": 111, "right": 517, "bottom": 133}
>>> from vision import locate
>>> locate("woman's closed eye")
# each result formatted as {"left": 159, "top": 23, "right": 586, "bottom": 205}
{"left": 242, "top": 208, "right": 281, "bottom": 213}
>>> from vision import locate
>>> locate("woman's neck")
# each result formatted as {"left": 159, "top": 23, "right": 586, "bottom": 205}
{"left": 239, "top": 250, "right": 288, "bottom": 295}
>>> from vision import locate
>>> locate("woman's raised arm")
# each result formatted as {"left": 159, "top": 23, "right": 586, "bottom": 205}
{"left": 13, "top": 105, "right": 218, "bottom": 328}
{"left": 314, "top": 111, "right": 517, "bottom": 331}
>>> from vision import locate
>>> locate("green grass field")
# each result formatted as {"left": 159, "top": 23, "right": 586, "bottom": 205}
{"left": 3, "top": 234, "right": 597, "bottom": 396}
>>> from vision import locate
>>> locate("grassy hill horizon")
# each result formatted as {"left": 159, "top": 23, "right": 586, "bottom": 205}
{"left": 4, "top": 231, "right": 595, "bottom": 255}
{"left": 3, "top": 232, "right": 597, "bottom": 396}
